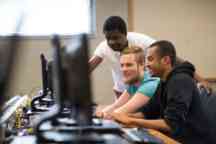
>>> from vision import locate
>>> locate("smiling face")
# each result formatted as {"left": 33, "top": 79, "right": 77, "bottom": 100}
{"left": 145, "top": 46, "right": 165, "bottom": 77}
{"left": 104, "top": 31, "right": 128, "bottom": 52}
{"left": 120, "top": 53, "right": 144, "bottom": 85}
{"left": 146, "top": 40, "right": 176, "bottom": 80}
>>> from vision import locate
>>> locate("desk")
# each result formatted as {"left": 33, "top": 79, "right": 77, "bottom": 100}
{"left": 96, "top": 105, "right": 180, "bottom": 143}
{"left": 10, "top": 125, "right": 179, "bottom": 144}
{"left": 148, "top": 129, "right": 180, "bottom": 144}
{"left": 9, "top": 104, "right": 179, "bottom": 144}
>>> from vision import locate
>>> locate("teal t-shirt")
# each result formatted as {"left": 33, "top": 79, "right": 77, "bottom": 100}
{"left": 127, "top": 71, "right": 160, "bottom": 97}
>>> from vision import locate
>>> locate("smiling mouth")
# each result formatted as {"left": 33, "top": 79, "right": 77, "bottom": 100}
{"left": 111, "top": 46, "right": 121, "bottom": 50}
{"left": 147, "top": 69, "right": 154, "bottom": 74}
{"left": 123, "top": 72, "right": 129, "bottom": 76}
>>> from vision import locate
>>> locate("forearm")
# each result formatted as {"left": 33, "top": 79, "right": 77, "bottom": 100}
{"left": 127, "top": 112, "right": 144, "bottom": 118}
{"left": 104, "top": 91, "right": 131, "bottom": 112}
{"left": 194, "top": 71, "right": 212, "bottom": 92}
{"left": 177, "top": 57, "right": 206, "bottom": 83}
{"left": 194, "top": 71, "right": 205, "bottom": 82}
{"left": 88, "top": 55, "right": 103, "bottom": 73}
{"left": 102, "top": 103, "right": 120, "bottom": 113}
{"left": 103, "top": 99, "right": 129, "bottom": 113}
{"left": 114, "top": 104, "right": 134, "bottom": 113}
{"left": 130, "top": 118, "right": 172, "bottom": 133}
{"left": 115, "top": 93, "right": 150, "bottom": 114}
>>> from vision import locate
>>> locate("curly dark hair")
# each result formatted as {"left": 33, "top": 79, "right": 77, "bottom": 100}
{"left": 103, "top": 16, "right": 127, "bottom": 35}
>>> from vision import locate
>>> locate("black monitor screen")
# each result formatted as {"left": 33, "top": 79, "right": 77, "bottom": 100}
{"left": 65, "top": 34, "right": 92, "bottom": 107}
{"left": 51, "top": 34, "right": 93, "bottom": 125}
{"left": 0, "top": 36, "right": 19, "bottom": 108}
{"left": 40, "top": 54, "right": 48, "bottom": 94}
{"left": 64, "top": 34, "right": 92, "bottom": 125}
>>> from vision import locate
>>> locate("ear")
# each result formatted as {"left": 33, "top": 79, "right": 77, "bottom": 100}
{"left": 139, "top": 62, "right": 145, "bottom": 71}
{"left": 161, "top": 56, "right": 171, "bottom": 65}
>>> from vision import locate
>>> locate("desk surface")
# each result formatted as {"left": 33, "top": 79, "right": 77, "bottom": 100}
{"left": 11, "top": 134, "right": 131, "bottom": 144}
{"left": 10, "top": 128, "right": 180, "bottom": 144}
{"left": 148, "top": 129, "right": 180, "bottom": 144}
{"left": 10, "top": 132, "right": 179, "bottom": 144}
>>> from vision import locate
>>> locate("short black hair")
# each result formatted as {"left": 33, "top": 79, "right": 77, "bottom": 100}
{"left": 149, "top": 40, "right": 176, "bottom": 66}
{"left": 103, "top": 16, "right": 127, "bottom": 35}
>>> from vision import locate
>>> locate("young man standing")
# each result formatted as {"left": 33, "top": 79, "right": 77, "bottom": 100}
{"left": 89, "top": 16, "right": 156, "bottom": 98}
{"left": 111, "top": 40, "right": 215, "bottom": 143}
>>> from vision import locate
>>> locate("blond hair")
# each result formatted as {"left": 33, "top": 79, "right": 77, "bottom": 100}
{"left": 121, "top": 46, "right": 145, "bottom": 64}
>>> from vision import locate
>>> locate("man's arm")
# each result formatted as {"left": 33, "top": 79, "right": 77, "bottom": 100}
{"left": 102, "top": 90, "right": 131, "bottom": 113}
{"left": 176, "top": 57, "right": 211, "bottom": 92}
{"left": 114, "top": 92, "right": 150, "bottom": 113}
{"left": 194, "top": 72, "right": 212, "bottom": 93}
{"left": 88, "top": 55, "right": 103, "bottom": 72}
{"left": 112, "top": 113, "right": 171, "bottom": 133}
{"left": 95, "top": 90, "right": 131, "bottom": 119}
{"left": 163, "top": 74, "right": 194, "bottom": 134}
{"left": 131, "top": 118, "right": 172, "bottom": 133}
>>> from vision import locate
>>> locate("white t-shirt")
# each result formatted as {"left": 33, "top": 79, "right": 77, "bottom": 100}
{"left": 94, "top": 32, "right": 156, "bottom": 92}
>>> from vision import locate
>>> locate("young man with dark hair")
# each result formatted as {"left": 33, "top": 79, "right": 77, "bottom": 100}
{"left": 111, "top": 40, "right": 215, "bottom": 143}
{"left": 89, "top": 16, "right": 156, "bottom": 98}
{"left": 96, "top": 46, "right": 160, "bottom": 118}
{"left": 89, "top": 16, "right": 211, "bottom": 98}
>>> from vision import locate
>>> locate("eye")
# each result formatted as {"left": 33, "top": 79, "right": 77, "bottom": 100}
{"left": 147, "top": 56, "right": 153, "bottom": 61}
{"left": 126, "top": 63, "right": 133, "bottom": 67}
{"left": 120, "top": 63, "right": 124, "bottom": 67}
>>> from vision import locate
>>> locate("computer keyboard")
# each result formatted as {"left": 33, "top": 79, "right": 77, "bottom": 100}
{"left": 123, "top": 128, "right": 164, "bottom": 144}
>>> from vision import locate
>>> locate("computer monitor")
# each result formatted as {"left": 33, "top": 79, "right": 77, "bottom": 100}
{"left": 52, "top": 34, "right": 93, "bottom": 125}
{"left": 0, "top": 35, "right": 20, "bottom": 140}
{"left": 40, "top": 54, "right": 48, "bottom": 94}
{"left": 47, "top": 61, "right": 53, "bottom": 97}
{"left": 51, "top": 35, "right": 65, "bottom": 107}
{"left": 64, "top": 34, "right": 92, "bottom": 125}
{"left": 0, "top": 36, "right": 19, "bottom": 113}
{"left": 31, "top": 54, "right": 54, "bottom": 111}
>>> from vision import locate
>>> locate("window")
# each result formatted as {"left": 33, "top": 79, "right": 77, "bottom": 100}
{"left": 0, "top": 0, "right": 95, "bottom": 36}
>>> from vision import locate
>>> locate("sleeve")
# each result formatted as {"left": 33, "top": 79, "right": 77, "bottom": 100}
{"left": 137, "top": 78, "right": 160, "bottom": 98}
{"left": 94, "top": 40, "right": 107, "bottom": 58}
{"left": 163, "top": 74, "right": 194, "bottom": 134}
{"left": 136, "top": 33, "right": 156, "bottom": 48}
{"left": 140, "top": 35, "right": 156, "bottom": 48}
{"left": 126, "top": 86, "right": 133, "bottom": 95}
{"left": 175, "top": 57, "right": 184, "bottom": 65}
{"left": 140, "top": 82, "right": 162, "bottom": 119}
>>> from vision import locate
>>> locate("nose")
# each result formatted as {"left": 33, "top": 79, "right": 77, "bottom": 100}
{"left": 121, "top": 64, "right": 127, "bottom": 72}
{"left": 145, "top": 61, "right": 150, "bottom": 68}
{"left": 108, "top": 39, "right": 116, "bottom": 45}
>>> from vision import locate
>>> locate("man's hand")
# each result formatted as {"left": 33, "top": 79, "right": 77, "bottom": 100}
{"left": 197, "top": 80, "right": 212, "bottom": 94}
{"left": 94, "top": 110, "right": 104, "bottom": 118}
{"left": 102, "top": 112, "right": 113, "bottom": 119}
{"left": 94, "top": 106, "right": 114, "bottom": 119}
{"left": 111, "top": 112, "right": 137, "bottom": 128}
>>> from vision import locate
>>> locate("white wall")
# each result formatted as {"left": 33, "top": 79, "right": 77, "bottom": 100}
{"left": 132, "top": 0, "right": 216, "bottom": 77}
{"left": 8, "top": 0, "right": 128, "bottom": 105}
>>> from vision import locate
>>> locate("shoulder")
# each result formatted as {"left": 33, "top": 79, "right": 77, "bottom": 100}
{"left": 167, "top": 73, "right": 196, "bottom": 91}
{"left": 94, "top": 40, "right": 111, "bottom": 57}
{"left": 141, "top": 77, "right": 160, "bottom": 89}
{"left": 127, "top": 32, "right": 155, "bottom": 40}
{"left": 137, "top": 76, "right": 160, "bottom": 97}
{"left": 96, "top": 40, "right": 108, "bottom": 49}
{"left": 127, "top": 32, "right": 156, "bottom": 48}
{"left": 168, "top": 73, "right": 193, "bottom": 84}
